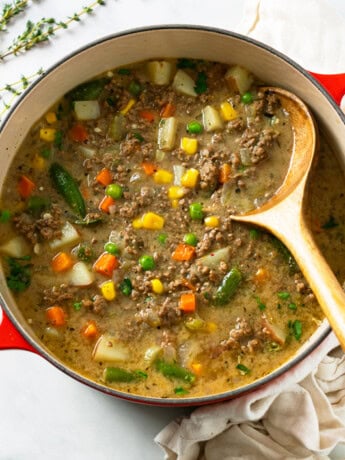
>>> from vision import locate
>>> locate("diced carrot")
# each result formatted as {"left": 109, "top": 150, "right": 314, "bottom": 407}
{"left": 18, "top": 175, "right": 36, "bottom": 199}
{"left": 69, "top": 123, "right": 89, "bottom": 142}
{"left": 172, "top": 243, "right": 196, "bottom": 261}
{"left": 139, "top": 110, "right": 156, "bottom": 122}
{"left": 99, "top": 195, "right": 116, "bottom": 213}
{"left": 46, "top": 306, "right": 66, "bottom": 327}
{"left": 141, "top": 161, "right": 157, "bottom": 176}
{"left": 81, "top": 320, "right": 99, "bottom": 339}
{"left": 219, "top": 163, "right": 231, "bottom": 184}
{"left": 253, "top": 267, "right": 270, "bottom": 284}
{"left": 51, "top": 252, "right": 74, "bottom": 273}
{"left": 93, "top": 252, "right": 119, "bottom": 277}
{"left": 191, "top": 362, "right": 203, "bottom": 376}
{"left": 160, "top": 102, "right": 176, "bottom": 118}
{"left": 96, "top": 168, "right": 113, "bottom": 186}
{"left": 179, "top": 293, "right": 196, "bottom": 313}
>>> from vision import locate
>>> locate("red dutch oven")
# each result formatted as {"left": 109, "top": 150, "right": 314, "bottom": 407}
{"left": 0, "top": 27, "right": 345, "bottom": 406}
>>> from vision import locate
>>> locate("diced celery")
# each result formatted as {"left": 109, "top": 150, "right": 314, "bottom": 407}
{"left": 144, "top": 345, "right": 162, "bottom": 364}
{"left": 225, "top": 65, "right": 254, "bottom": 95}
{"left": 172, "top": 70, "right": 197, "bottom": 97}
{"left": 202, "top": 105, "right": 223, "bottom": 132}
{"left": 108, "top": 114, "right": 126, "bottom": 141}
{"left": 93, "top": 334, "right": 130, "bottom": 363}
{"left": 158, "top": 117, "right": 178, "bottom": 150}
{"left": 74, "top": 100, "right": 100, "bottom": 120}
{"left": 146, "top": 61, "right": 174, "bottom": 85}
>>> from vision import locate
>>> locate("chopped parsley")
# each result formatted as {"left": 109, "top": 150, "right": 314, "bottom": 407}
{"left": 194, "top": 71, "right": 207, "bottom": 94}
{"left": 236, "top": 363, "right": 250, "bottom": 375}
{"left": 6, "top": 256, "right": 32, "bottom": 293}
{"left": 254, "top": 295, "right": 266, "bottom": 311}
{"left": 322, "top": 215, "right": 339, "bottom": 229}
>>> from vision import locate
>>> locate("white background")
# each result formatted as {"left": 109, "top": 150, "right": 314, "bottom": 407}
{"left": 0, "top": 1, "right": 345, "bottom": 459}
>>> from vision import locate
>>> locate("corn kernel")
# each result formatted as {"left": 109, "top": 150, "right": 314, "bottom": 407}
{"left": 206, "top": 321, "right": 218, "bottom": 333}
{"left": 220, "top": 101, "right": 238, "bottom": 121}
{"left": 141, "top": 212, "right": 165, "bottom": 230}
{"left": 181, "top": 137, "right": 198, "bottom": 155}
{"left": 204, "top": 216, "right": 220, "bottom": 227}
{"left": 45, "top": 112, "right": 57, "bottom": 124}
{"left": 181, "top": 168, "right": 199, "bottom": 188}
{"left": 132, "top": 217, "right": 143, "bottom": 229}
{"left": 168, "top": 186, "right": 185, "bottom": 199}
{"left": 153, "top": 169, "right": 173, "bottom": 184}
{"left": 32, "top": 154, "right": 46, "bottom": 170}
{"left": 151, "top": 278, "right": 164, "bottom": 294}
{"left": 120, "top": 98, "right": 136, "bottom": 115}
{"left": 100, "top": 280, "right": 116, "bottom": 301}
{"left": 40, "top": 128, "right": 56, "bottom": 142}
{"left": 171, "top": 199, "right": 179, "bottom": 208}
{"left": 191, "top": 362, "right": 203, "bottom": 376}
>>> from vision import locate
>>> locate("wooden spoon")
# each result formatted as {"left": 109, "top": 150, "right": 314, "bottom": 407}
{"left": 231, "top": 87, "right": 345, "bottom": 349}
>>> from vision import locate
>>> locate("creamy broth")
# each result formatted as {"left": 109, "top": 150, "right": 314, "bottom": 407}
{"left": 0, "top": 59, "right": 341, "bottom": 399}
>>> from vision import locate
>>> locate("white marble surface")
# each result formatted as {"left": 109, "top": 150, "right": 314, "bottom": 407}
{"left": 0, "top": 1, "right": 345, "bottom": 459}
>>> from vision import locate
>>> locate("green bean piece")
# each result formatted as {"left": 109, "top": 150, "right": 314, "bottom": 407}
{"left": 155, "top": 359, "right": 196, "bottom": 384}
{"left": 103, "top": 367, "right": 137, "bottom": 383}
{"left": 49, "top": 162, "right": 86, "bottom": 218}
{"left": 68, "top": 78, "right": 108, "bottom": 101}
{"left": 214, "top": 267, "right": 242, "bottom": 306}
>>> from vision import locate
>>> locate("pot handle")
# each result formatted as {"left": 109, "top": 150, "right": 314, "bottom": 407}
{"left": 0, "top": 306, "right": 36, "bottom": 352}
{"left": 310, "top": 72, "right": 345, "bottom": 106}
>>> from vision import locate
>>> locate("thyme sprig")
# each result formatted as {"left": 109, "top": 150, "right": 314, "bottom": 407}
{"left": 0, "top": 68, "right": 44, "bottom": 119}
{"left": 0, "top": 0, "right": 29, "bottom": 32}
{"left": 0, "top": 0, "right": 106, "bottom": 59}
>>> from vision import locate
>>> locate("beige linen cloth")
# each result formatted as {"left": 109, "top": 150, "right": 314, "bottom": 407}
{"left": 156, "top": 1, "right": 345, "bottom": 458}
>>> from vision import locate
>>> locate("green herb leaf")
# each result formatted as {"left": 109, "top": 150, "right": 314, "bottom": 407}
{"left": 6, "top": 256, "right": 32, "bottom": 292}
{"left": 322, "top": 215, "right": 339, "bottom": 229}
{"left": 236, "top": 363, "right": 250, "bottom": 375}
{"left": 194, "top": 71, "right": 207, "bottom": 95}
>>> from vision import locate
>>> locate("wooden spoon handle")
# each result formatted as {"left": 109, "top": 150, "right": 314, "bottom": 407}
{"left": 234, "top": 192, "right": 345, "bottom": 349}
{"left": 284, "top": 217, "right": 345, "bottom": 350}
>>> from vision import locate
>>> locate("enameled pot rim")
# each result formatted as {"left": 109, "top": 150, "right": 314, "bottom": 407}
{"left": 0, "top": 25, "right": 342, "bottom": 406}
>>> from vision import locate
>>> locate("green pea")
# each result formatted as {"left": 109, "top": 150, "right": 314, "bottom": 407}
{"left": 189, "top": 202, "right": 204, "bottom": 220}
{"left": 241, "top": 91, "right": 253, "bottom": 104}
{"left": 104, "top": 242, "right": 120, "bottom": 255}
{"left": 106, "top": 183, "right": 123, "bottom": 199}
{"left": 183, "top": 233, "right": 198, "bottom": 246}
{"left": 186, "top": 121, "right": 203, "bottom": 134}
{"left": 139, "top": 255, "right": 155, "bottom": 271}
{"left": 157, "top": 233, "right": 168, "bottom": 244}
{"left": 128, "top": 80, "right": 142, "bottom": 96}
{"left": 0, "top": 210, "right": 11, "bottom": 223}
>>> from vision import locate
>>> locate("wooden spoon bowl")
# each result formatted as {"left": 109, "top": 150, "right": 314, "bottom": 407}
{"left": 231, "top": 87, "right": 345, "bottom": 349}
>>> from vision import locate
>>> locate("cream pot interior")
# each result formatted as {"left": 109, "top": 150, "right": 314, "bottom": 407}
{"left": 0, "top": 26, "right": 344, "bottom": 405}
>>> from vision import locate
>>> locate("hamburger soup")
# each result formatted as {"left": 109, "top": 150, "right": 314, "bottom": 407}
{"left": 0, "top": 59, "right": 343, "bottom": 399}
